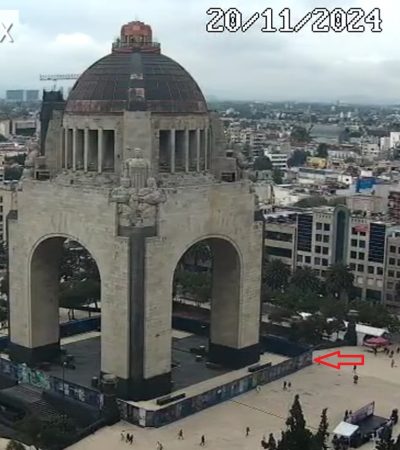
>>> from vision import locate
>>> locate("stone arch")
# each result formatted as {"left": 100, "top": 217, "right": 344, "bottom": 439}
{"left": 171, "top": 235, "right": 247, "bottom": 368}
{"left": 25, "top": 233, "right": 102, "bottom": 362}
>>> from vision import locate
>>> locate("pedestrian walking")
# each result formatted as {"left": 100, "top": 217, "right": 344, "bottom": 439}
{"left": 178, "top": 429, "right": 184, "bottom": 439}
{"left": 391, "top": 358, "right": 395, "bottom": 368}
{"left": 344, "top": 409, "right": 348, "bottom": 421}
{"left": 246, "top": 426, "right": 250, "bottom": 437}
{"left": 256, "top": 385, "right": 261, "bottom": 393}
{"left": 391, "top": 350, "right": 395, "bottom": 358}
{"left": 374, "top": 347, "right": 377, "bottom": 356}
{"left": 127, "top": 433, "right": 133, "bottom": 445}
{"left": 283, "top": 381, "right": 287, "bottom": 390}
{"left": 353, "top": 374, "right": 358, "bottom": 384}
{"left": 157, "top": 441, "right": 163, "bottom": 450}
{"left": 200, "top": 435, "right": 206, "bottom": 446}
{"left": 121, "top": 431, "right": 125, "bottom": 441}
{"left": 353, "top": 365, "right": 357, "bottom": 373}
{"left": 397, "top": 347, "right": 400, "bottom": 354}
{"left": 288, "top": 381, "right": 291, "bottom": 389}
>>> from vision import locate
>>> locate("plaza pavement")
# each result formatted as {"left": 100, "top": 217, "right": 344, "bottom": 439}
{"left": 69, "top": 346, "right": 400, "bottom": 450}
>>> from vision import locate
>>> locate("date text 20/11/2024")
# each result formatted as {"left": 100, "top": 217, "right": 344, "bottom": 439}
{"left": 206, "top": 7, "right": 382, "bottom": 33}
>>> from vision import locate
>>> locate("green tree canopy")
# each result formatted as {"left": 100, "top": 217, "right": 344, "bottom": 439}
{"left": 325, "top": 264, "right": 354, "bottom": 302}
{"left": 316, "top": 143, "right": 328, "bottom": 158}
{"left": 287, "top": 149, "right": 309, "bottom": 167}
{"left": 263, "top": 259, "right": 291, "bottom": 291}
{"left": 290, "top": 267, "right": 321, "bottom": 294}
{"left": 272, "top": 168, "right": 283, "bottom": 184}
{"left": 253, "top": 155, "right": 272, "bottom": 171}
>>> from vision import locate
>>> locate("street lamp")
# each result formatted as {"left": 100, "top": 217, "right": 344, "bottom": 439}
{"left": 62, "top": 361, "right": 67, "bottom": 396}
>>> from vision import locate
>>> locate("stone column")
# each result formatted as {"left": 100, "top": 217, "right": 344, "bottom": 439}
{"left": 64, "top": 128, "right": 69, "bottom": 169}
{"left": 98, "top": 128, "right": 103, "bottom": 173}
{"left": 72, "top": 128, "right": 77, "bottom": 171}
{"left": 184, "top": 129, "right": 189, "bottom": 172}
{"left": 84, "top": 127, "right": 89, "bottom": 172}
{"left": 170, "top": 129, "right": 176, "bottom": 173}
{"left": 196, "top": 129, "right": 201, "bottom": 172}
{"left": 204, "top": 128, "right": 209, "bottom": 170}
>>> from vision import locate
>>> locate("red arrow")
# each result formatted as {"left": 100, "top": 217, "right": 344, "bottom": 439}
{"left": 313, "top": 351, "right": 365, "bottom": 370}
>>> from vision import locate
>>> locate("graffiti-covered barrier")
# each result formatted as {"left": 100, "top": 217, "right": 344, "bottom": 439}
{"left": 0, "top": 357, "right": 104, "bottom": 410}
{"left": 118, "top": 351, "right": 313, "bottom": 428}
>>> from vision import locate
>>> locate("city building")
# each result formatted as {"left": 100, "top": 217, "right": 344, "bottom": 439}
{"left": 25, "top": 90, "right": 40, "bottom": 102}
{"left": 6, "top": 90, "right": 24, "bottom": 102}
{"left": 264, "top": 151, "right": 287, "bottom": 170}
{"left": 264, "top": 205, "right": 400, "bottom": 306}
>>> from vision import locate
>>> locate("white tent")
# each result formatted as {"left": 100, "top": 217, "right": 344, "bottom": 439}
{"left": 333, "top": 421, "right": 359, "bottom": 437}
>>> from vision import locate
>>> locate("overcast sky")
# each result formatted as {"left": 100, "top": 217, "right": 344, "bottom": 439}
{"left": 0, "top": 0, "right": 398, "bottom": 103}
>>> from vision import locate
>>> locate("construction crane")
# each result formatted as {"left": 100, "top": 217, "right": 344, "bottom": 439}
{"left": 39, "top": 74, "right": 80, "bottom": 91}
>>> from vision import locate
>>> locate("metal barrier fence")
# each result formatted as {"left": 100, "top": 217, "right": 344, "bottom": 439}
{"left": 0, "top": 357, "right": 104, "bottom": 409}
{"left": 118, "top": 350, "right": 313, "bottom": 427}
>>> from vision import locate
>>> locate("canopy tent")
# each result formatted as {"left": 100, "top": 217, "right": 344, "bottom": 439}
{"left": 364, "top": 336, "right": 390, "bottom": 347}
{"left": 333, "top": 421, "right": 359, "bottom": 438}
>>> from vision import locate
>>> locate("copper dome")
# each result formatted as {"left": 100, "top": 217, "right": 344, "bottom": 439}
{"left": 65, "top": 51, "right": 208, "bottom": 115}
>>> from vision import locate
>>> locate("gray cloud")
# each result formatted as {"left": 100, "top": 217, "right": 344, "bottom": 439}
{"left": 0, "top": 0, "right": 398, "bottom": 103}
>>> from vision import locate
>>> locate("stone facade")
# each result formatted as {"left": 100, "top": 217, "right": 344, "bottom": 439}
{"left": 8, "top": 21, "right": 263, "bottom": 400}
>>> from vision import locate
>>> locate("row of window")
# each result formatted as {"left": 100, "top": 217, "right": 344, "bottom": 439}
{"left": 349, "top": 263, "right": 384, "bottom": 275}
{"left": 297, "top": 255, "right": 329, "bottom": 266}
{"left": 350, "top": 239, "right": 366, "bottom": 248}
{"left": 350, "top": 251, "right": 365, "bottom": 260}
{"left": 316, "top": 222, "right": 330, "bottom": 231}
{"left": 388, "top": 258, "right": 400, "bottom": 266}
{"left": 389, "top": 245, "right": 400, "bottom": 254}
{"left": 315, "top": 246, "right": 329, "bottom": 255}
{"left": 315, "top": 234, "right": 330, "bottom": 243}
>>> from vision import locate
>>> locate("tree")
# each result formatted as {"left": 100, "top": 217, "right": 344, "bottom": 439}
{"left": 325, "top": 264, "right": 354, "bottom": 302}
{"left": 281, "top": 395, "right": 313, "bottom": 450}
{"left": 316, "top": 143, "right": 328, "bottom": 158}
{"left": 263, "top": 259, "right": 291, "bottom": 291}
{"left": 290, "top": 267, "right": 321, "bottom": 294}
{"left": 6, "top": 441, "right": 25, "bottom": 450}
{"left": 291, "top": 126, "right": 312, "bottom": 143}
{"left": 267, "top": 433, "right": 277, "bottom": 450}
{"left": 313, "top": 408, "right": 329, "bottom": 450}
{"left": 272, "top": 168, "right": 283, "bottom": 184}
{"left": 253, "top": 155, "right": 272, "bottom": 171}
{"left": 287, "top": 149, "right": 308, "bottom": 167}
{"left": 294, "top": 196, "right": 328, "bottom": 208}
{"left": 344, "top": 320, "right": 357, "bottom": 346}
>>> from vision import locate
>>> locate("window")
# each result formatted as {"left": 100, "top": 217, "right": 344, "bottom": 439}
{"left": 265, "top": 246, "right": 292, "bottom": 258}
{"left": 397, "top": 271, "right": 400, "bottom": 278}
{"left": 351, "top": 239, "right": 357, "bottom": 247}
{"left": 314, "top": 257, "right": 321, "bottom": 265}
{"left": 359, "top": 240, "right": 366, "bottom": 249}
{"left": 377, "top": 267, "right": 383, "bottom": 276}
{"left": 360, "top": 231, "right": 366, "bottom": 236}
{"left": 316, "top": 222, "right": 322, "bottom": 230}
{"left": 322, "top": 258, "right": 328, "bottom": 266}
{"left": 357, "top": 264, "right": 364, "bottom": 272}
{"left": 315, "top": 245, "right": 321, "bottom": 254}
{"left": 388, "top": 282, "right": 394, "bottom": 289}
{"left": 387, "top": 293, "right": 393, "bottom": 301}
{"left": 391, "top": 245, "right": 396, "bottom": 253}
{"left": 323, "top": 235, "right": 329, "bottom": 243}
{"left": 389, "top": 258, "right": 396, "bottom": 265}
{"left": 316, "top": 234, "right": 322, "bottom": 242}
{"left": 350, "top": 251, "right": 357, "bottom": 259}
{"left": 389, "top": 270, "right": 395, "bottom": 277}
{"left": 297, "top": 255, "right": 303, "bottom": 262}
{"left": 324, "top": 223, "right": 330, "bottom": 231}
{"left": 368, "top": 266, "right": 374, "bottom": 274}
{"left": 305, "top": 256, "right": 311, "bottom": 263}
{"left": 350, "top": 263, "right": 356, "bottom": 270}
{"left": 358, "top": 252, "right": 365, "bottom": 260}
{"left": 322, "top": 247, "right": 329, "bottom": 255}
{"left": 397, "top": 259, "right": 400, "bottom": 267}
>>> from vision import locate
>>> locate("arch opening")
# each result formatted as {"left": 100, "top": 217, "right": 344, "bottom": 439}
{"left": 21, "top": 236, "right": 102, "bottom": 385}
{"left": 170, "top": 237, "right": 243, "bottom": 390}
